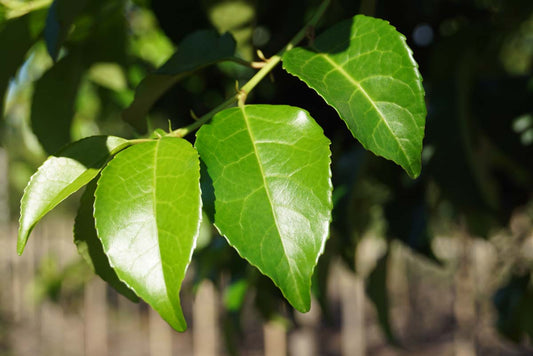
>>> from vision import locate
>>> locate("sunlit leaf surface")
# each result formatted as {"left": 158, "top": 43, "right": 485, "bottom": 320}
{"left": 196, "top": 105, "right": 332, "bottom": 311}
{"left": 283, "top": 15, "right": 426, "bottom": 178}
{"left": 18, "top": 136, "right": 128, "bottom": 254}
{"left": 94, "top": 137, "right": 202, "bottom": 331}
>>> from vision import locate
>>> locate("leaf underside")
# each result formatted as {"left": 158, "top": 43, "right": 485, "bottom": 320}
{"left": 282, "top": 15, "right": 426, "bottom": 178}
{"left": 196, "top": 105, "right": 332, "bottom": 312}
{"left": 94, "top": 137, "right": 202, "bottom": 331}
{"left": 18, "top": 136, "right": 128, "bottom": 254}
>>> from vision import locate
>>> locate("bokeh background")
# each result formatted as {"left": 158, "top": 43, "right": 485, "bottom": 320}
{"left": 1, "top": 0, "right": 532, "bottom": 355}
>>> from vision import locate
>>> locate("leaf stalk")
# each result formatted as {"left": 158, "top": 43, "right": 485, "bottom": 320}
{"left": 168, "top": 0, "right": 331, "bottom": 138}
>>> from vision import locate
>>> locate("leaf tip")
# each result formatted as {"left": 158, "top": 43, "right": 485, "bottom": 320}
{"left": 407, "top": 170, "right": 420, "bottom": 180}
{"left": 161, "top": 305, "right": 188, "bottom": 332}
{"left": 406, "top": 161, "right": 422, "bottom": 179}
{"left": 16, "top": 231, "right": 28, "bottom": 255}
{"left": 175, "top": 322, "right": 188, "bottom": 332}
{"left": 295, "top": 301, "right": 311, "bottom": 314}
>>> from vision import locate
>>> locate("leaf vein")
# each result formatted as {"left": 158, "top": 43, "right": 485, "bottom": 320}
{"left": 318, "top": 53, "right": 410, "bottom": 166}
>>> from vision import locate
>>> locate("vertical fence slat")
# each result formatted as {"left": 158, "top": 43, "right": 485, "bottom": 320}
{"left": 3, "top": 200, "right": 524, "bottom": 356}
{"left": 149, "top": 306, "right": 173, "bottom": 356}
{"left": 289, "top": 300, "right": 320, "bottom": 356}
{"left": 63, "top": 312, "right": 85, "bottom": 356}
{"left": 113, "top": 295, "right": 148, "bottom": 356}
{"left": 84, "top": 277, "right": 108, "bottom": 356}
{"left": 454, "top": 228, "right": 477, "bottom": 356}
{"left": 388, "top": 243, "right": 410, "bottom": 340}
{"left": 193, "top": 280, "right": 219, "bottom": 356}
{"left": 264, "top": 320, "right": 287, "bottom": 356}
{"left": 339, "top": 264, "right": 366, "bottom": 356}
{"left": 43, "top": 223, "right": 68, "bottom": 356}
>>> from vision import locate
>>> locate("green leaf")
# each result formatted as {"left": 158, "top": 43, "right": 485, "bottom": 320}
{"left": 18, "top": 135, "right": 128, "bottom": 255}
{"left": 74, "top": 179, "right": 139, "bottom": 302}
{"left": 0, "top": 10, "right": 46, "bottom": 121}
{"left": 223, "top": 279, "right": 248, "bottom": 312}
{"left": 282, "top": 15, "right": 426, "bottom": 178}
{"left": 31, "top": 50, "right": 84, "bottom": 154}
{"left": 123, "top": 30, "right": 236, "bottom": 133}
{"left": 94, "top": 137, "right": 202, "bottom": 331}
{"left": 88, "top": 63, "right": 127, "bottom": 91}
{"left": 44, "top": 0, "right": 88, "bottom": 61}
{"left": 195, "top": 105, "right": 332, "bottom": 312}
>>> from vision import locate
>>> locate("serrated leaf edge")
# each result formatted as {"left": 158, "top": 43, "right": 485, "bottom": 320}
{"left": 93, "top": 139, "right": 203, "bottom": 331}
{"left": 281, "top": 15, "right": 425, "bottom": 178}
{"left": 200, "top": 106, "right": 333, "bottom": 312}
{"left": 17, "top": 136, "right": 130, "bottom": 255}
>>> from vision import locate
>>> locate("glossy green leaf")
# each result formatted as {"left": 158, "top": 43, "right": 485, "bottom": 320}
{"left": 74, "top": 179, "right": 139, "bottom": 302}
{"left": 195, "top": 105, "right": 332, "bottom": 312}
{"left": 94, "top": 137, "right": 202, "bottom": 331}
{"left": 123, "top": 30, "right": 236, "bottom": 133}
{"left": 31, "top": 50, "right": 84, "bottom": 154}
{"left": 282, "top": 15, "right": 426, "bottom": 178}
{"left": 18, "top": 136, "right": 128, "bottom": 255}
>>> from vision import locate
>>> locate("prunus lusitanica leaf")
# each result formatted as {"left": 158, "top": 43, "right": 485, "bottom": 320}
{"left": 74, "top": 179, "right": 139, "bottom": 302}
{"left": 282, "top": 15, "right": 426, "bottom": 178}
{"left": 18, "top": 136, "right": 129, "bottom": 255}
{"left": 31, "top": 51, "right": 84, "bottom": 154}
{"left": 195, "top": 105, "right": 332, "bottom": 312}
{"left": 123, "top": 30, "right": 236, "bottom": 133}
{"left": 94, "top": 137, "right": 202, "bottom": 331}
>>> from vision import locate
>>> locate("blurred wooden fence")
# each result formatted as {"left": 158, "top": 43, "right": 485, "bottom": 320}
{"left": 1, "top": 149, "right": 532, "bottom": 356}
{"left": 2, "top": 217, "right": 526, "bottom": 356}
{"left": 0, "top": 217, "right": 391, "bottom": 356}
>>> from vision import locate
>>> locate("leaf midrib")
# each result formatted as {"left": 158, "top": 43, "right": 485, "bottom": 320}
{"left": 239, "top": 106, "right": 304, "bottom": 306}
{"left": 18, "top": 160, "right": 103, "bottom": 253}
{"left": 151, "top": 140, "right": 170, "bottom": 301}
{"left": 150, "top": 139, "right": 183, "bottom": 326}
{"left": 318, "top": 53, "right": 411, "bottom": 168}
